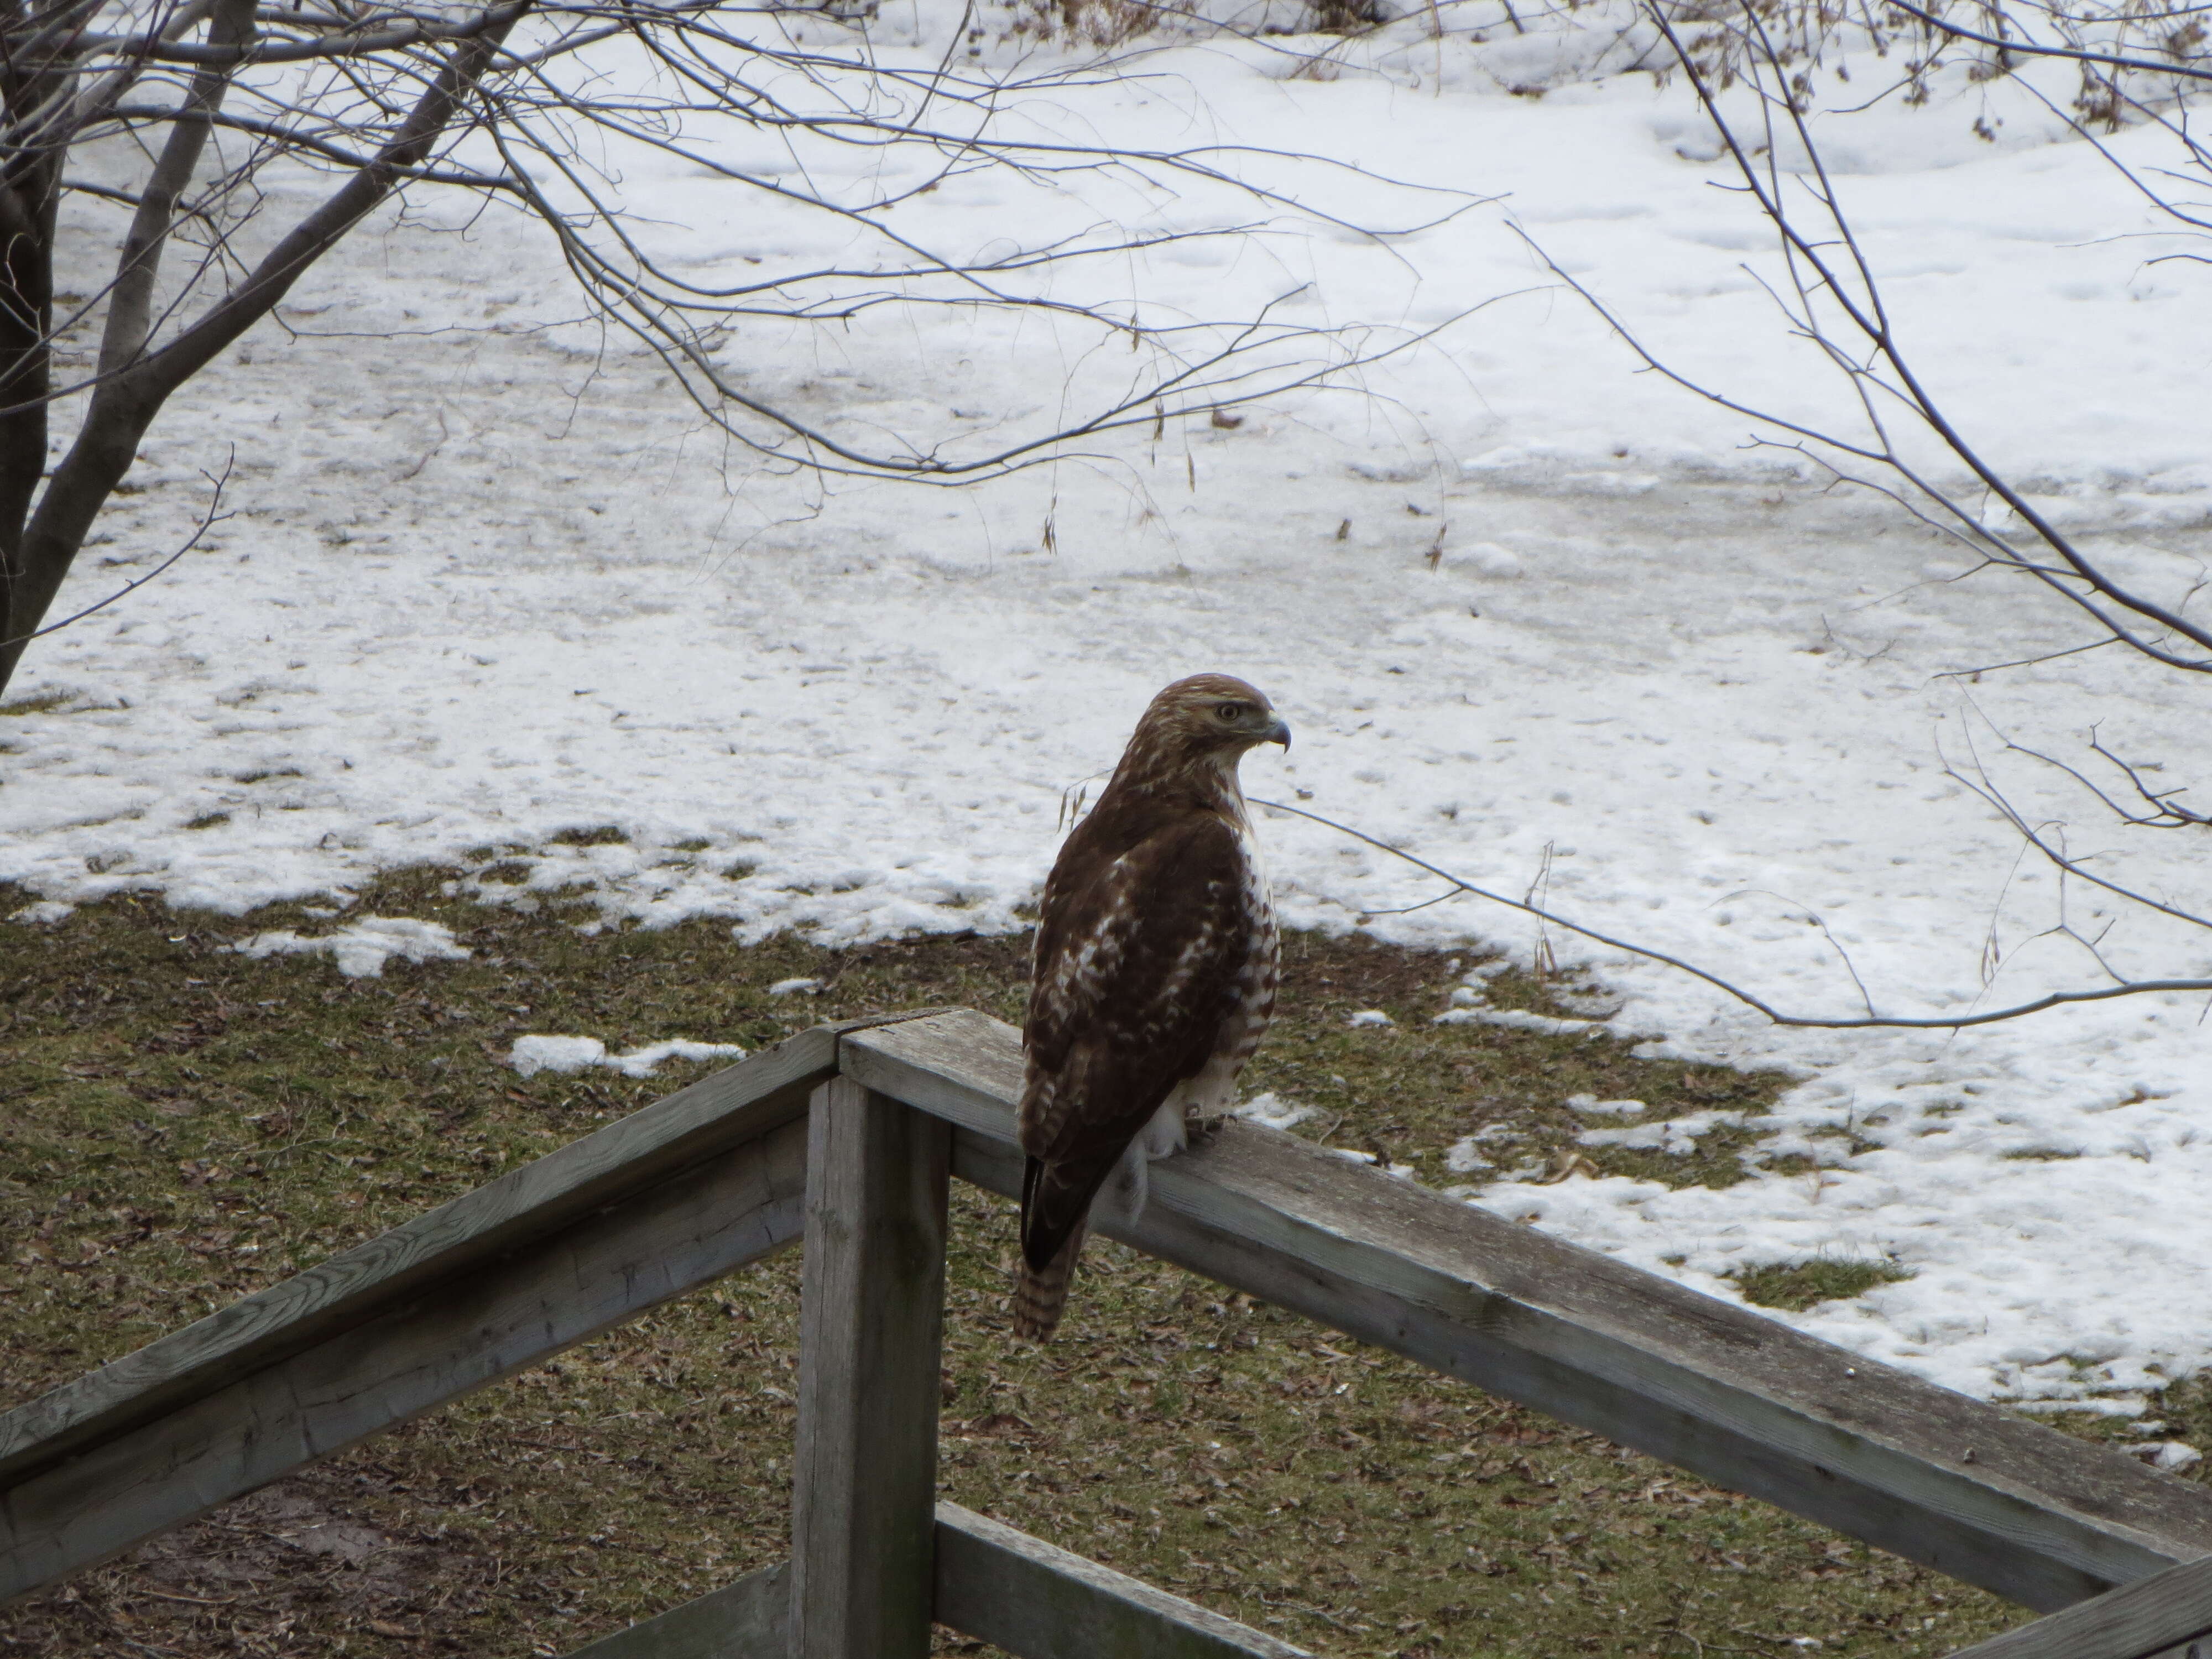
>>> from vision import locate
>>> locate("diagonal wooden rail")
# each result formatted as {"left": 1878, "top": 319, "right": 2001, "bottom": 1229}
{"left": 4, "top": 1008, "right": 2211, "bottom": 1658}
{"left": 0, "top": 1015, "right": 844, "bottom": 1595}
{"left": 843, "top": 1011, "right": 2212, "bottom": 1614}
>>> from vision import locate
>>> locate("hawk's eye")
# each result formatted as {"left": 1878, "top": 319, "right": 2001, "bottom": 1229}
{"left": 1215, "top": 702, "right": 1244, "bottom": 722}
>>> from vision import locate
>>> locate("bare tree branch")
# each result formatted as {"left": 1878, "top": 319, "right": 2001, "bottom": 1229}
{"left": 2, "top": 4, "right": 529, "bottom": 686}
{"left": 0, "top": 0, "right": 1483, "bottom": 692}
{"left": 1479, "top": 0, "right": 2212, "bottom": 1032}
{"left": 0, "top": 450, "right": 229, "bottom": 646}
{"left": 1644, "top": 1, "right": 2212, "bottom": 671}
{"left": 1254, "top": 798, "right": 2212, "bottom": 1030}
{"left": 75, "top": 0, "right": 531, "bottom": 65}
{"left": 1879, "top": 0, "right": 2212, "bottom": 86}
{"left": 97, "top": 0, "right": 255, "bottom": 378}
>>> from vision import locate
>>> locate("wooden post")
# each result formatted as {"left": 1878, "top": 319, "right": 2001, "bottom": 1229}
{"left": 789, "top": 1076, "right": 951, "bottom": 1659}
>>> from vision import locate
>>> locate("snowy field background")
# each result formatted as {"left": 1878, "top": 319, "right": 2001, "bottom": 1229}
{"left": 6, "top": 0, "right": 2210, "bottom": 1417}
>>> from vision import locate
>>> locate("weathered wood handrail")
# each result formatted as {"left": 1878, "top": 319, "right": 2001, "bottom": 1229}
{"left": 842, "top": 1010, "right": 2212, "bottom": 1614}
{"left": 6, "top": 1006, "right": 2212, "bottom": 1658}
{"left": 0, "top": 1017, "right": 872, "bottom": 1600}
{"left": 1942, "top": 1542, "right": 2212, "bottom": 1659}
{"left": 0, "top": 1017, "right": 857, "bottom": 1491}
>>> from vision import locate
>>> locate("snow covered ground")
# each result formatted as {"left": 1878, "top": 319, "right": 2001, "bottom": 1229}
{"left": 6, "top": 0, "right": 2209, "bottom": 1413}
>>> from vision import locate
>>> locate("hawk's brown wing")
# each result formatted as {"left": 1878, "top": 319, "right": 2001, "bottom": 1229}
{"left": 1019, "top": 810, "right": 1250, "bottom": 1272}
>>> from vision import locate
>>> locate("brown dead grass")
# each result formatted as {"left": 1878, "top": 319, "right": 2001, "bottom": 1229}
{"left": 0, "top": 871, "right": 2113, "bottom": 1657}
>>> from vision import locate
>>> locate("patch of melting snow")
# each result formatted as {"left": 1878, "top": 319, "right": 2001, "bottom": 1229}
{"left": 1444, "top": 541, "right": 1524, "bottom": 578}
{"left": 1578, "top": 1109, "right": 1739, "bottom": 1155}
{"left": 1551, "top": 990, "right": 1626, "bottom": 1019}
{"left": 1347, "top": 1008, "right": 1395, "bottom": 1027}
{"left": 1567, "top": 1093, "right": 1645, "bottom": 1117}
{"left": 1435, "top": 1006, "right": 1594, "bottom": 1036}
{"left": 231, "top": 917, "right": 468, "bottom": 978}
{"left": 1235, "top": 1092, "right": 1314, "bottom": 1131}
{"left": 2133, "top": 1441, "right": 2204, "bottom": 1474}
{"left": 8, "top": 900, "right": 73, "bottom": 926}
{"left": 510, "top": 1035, "right": 746, "bottom": 1078}
{"left": 768, "top": 977, "right": 823, "bottom": 997}
{"left": 1445, "top": 1136, "right": 1494, "bottom": 1173}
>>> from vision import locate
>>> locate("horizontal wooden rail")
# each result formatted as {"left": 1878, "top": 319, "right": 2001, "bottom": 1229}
{"left": 561, "top": 1505, "right": 1308, "bottom": 1659}
{"left": 842, "top": 1010, "right": 2212, "bottom": 1614}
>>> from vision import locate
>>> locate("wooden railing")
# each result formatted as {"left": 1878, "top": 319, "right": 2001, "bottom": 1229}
{"left": 4, "top": 1008, "right": 2210, "bottom": 1657}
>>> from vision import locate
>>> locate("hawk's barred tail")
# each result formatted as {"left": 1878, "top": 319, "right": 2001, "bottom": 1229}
{"left": 1011, "top": 1218, "right": 1088, "bottom": 1343}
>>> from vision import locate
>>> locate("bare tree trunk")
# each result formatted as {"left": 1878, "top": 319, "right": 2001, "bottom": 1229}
{"left": 0, "top": 9, "right": 526, "bottom": 694}
{"left": 0, "top": 0, "right": 69, "bottom": 675}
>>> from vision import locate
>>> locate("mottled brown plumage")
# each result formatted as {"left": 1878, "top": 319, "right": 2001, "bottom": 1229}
{"left": 1014, "top": 674, "right": 1289, "bottom": 1341}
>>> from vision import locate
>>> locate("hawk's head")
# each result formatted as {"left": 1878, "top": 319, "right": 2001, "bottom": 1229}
{"left": 1121, "top": 674, "right": 1292, "bottom": 787}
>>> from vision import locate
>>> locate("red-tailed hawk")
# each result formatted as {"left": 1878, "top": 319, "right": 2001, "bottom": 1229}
{"left": 1013, "top": 674, "right": 1291, "bottom": 1341}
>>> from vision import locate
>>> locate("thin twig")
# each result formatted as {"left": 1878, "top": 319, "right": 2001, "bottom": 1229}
{"left": 1, "top": 456, "right": 233, "bottom": 649}
{"left": 1250, "top": 797, "right": 2212, "bottom": 1029}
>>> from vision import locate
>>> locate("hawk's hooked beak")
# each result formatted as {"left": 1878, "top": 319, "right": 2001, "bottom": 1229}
{"left": 1264, "top": 714, "right": 1292, "bottom": 751}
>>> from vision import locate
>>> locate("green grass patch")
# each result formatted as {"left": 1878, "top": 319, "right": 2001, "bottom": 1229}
{"left": 1996, "top": 1372, "right": 2212, "bottom": 1448}
{"left": 1732, "top": 1258, "right": 1916, "bottom": 1313}
{"left": 1240, "top": 948, "right": 1791, "bottom": 1194}
{"left": 0, "top": 875, "right": 2067, "bottom": 1657}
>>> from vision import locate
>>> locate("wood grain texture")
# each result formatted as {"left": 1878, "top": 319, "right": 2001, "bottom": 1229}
{"left": 0, "top": 1114, "right": 808, "bottom": 1603}
{"left": 561, "top": 1562, "right": 790, "bottom": 1659}
{"left": 935, "top": 1501, "right": 1311, "bottom": 1658}
{"left": 1941, "top": 1552, "right": 2212, "bottom": 1659}
{"left": 842, "top": 1011, "right": 2212, "bottom": 1614}
{"left": 789, "top": 1078, "right": 950, "bottom": 1659}
{"left": 0, "top": 1022, "right": 846, "bottom": 1490}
